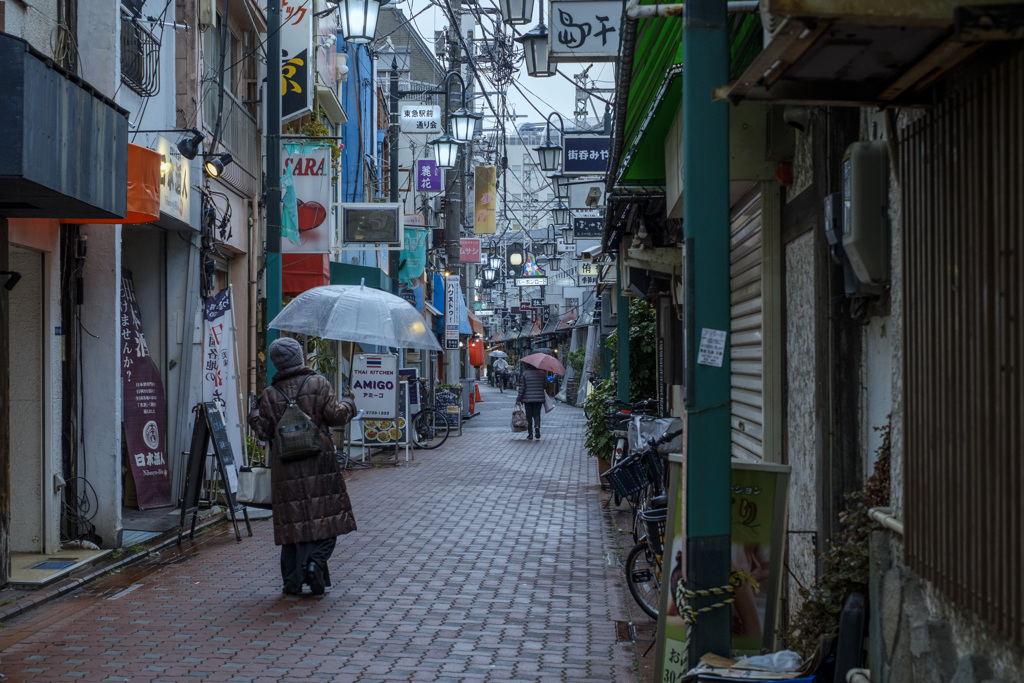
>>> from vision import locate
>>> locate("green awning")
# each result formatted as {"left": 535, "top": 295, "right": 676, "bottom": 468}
{"left": 329, "top": 262, "right": 392, "bottom": 291}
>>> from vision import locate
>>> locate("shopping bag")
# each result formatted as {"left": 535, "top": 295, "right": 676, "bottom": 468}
{"left": 543, "top": 393, "right": 555, "bottom": 413}
{"left": 511, "top": 404, "right": 528, "bottom": 432}
{"left": 236, "top": 466, "right": 273, "bottom": 509}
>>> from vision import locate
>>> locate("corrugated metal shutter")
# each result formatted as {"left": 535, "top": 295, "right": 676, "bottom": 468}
{"left": 730, "top": 191, "right": 763, "bottom": 460}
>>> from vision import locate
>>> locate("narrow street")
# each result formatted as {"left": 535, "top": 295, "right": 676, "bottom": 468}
{"left": 0, "top": 384, "right": 654, "bottom": 683}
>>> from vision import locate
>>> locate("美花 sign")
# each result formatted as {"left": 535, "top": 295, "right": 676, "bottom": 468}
{"left": 563, "top": 135, "right": 611, "bottom": 175}
{"left": 400, "top": 104, "right": 442, "bottom": 133}
{"left": 549, "top": 0, "right": 622, "bottom": 61}
{"left": 415, "top": 160, "right": 442, "bottom": 192}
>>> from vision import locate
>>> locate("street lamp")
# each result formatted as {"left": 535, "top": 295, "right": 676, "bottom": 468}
{"left": 534, "top": 112, "right": 565, "bottom": 172}
{"left": 548, "top": 170, "right": 570, "bottom": 200}
{"left": 441, "top": 72, "right": 482, "bottom": 143}
{"left": 548, "top": 254, "right": 563, "bottom": 271}
{"left": 498, "top": 0, "right": 535, "bottom": 25}
{"left": 489, "top": 255, "right": 503, "bottom": 270}
{"left": 484, "top": 266, "right": 497, "bottom": 280}
{"left": 332, "top": 0, "right": 383, "bottom": 44}
{"left": 562, "top": 226, "right": 575, "bottom": 243}
{"left": 429, "top": 132, "right": 461, "bottom": 169}
{"left": 515, "top": 0, "right": 556, "bottom": 79}
{"left": 552, "top": 201, "right": 570, "bottom": 225}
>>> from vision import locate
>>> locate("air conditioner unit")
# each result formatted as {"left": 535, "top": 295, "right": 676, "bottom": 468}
{"left": 199, "top": 0, "right": 217, "bottom": 29}
{"left": 339, "top": 203, "right": 404, "bottom": 249}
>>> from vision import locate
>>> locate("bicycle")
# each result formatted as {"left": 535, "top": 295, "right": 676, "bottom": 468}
{"left": 604, "top": 398, "right": 659, "bottom": 506}
{"left": 410, "top": 378, "right": 451, "bottom": 449}
{"left": 606, "top": 428, "right": 682, "bottom": 619}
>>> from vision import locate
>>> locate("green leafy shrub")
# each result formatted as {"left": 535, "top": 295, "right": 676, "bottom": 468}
{"left": 566, "top": 347, "right": 586, "bottom": 375}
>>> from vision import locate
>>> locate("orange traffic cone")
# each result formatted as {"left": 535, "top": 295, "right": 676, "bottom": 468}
{"left": 475, "top": 382, "right": 483, "bottom": 402}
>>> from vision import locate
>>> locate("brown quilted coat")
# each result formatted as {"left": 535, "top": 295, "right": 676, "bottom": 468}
{"left": 248, "top": 365, "right": 357, "bottom": 546}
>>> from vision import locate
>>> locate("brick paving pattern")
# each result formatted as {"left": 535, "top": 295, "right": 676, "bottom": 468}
{"left": 0, "top": 384, "right": 641, "bottom": 682}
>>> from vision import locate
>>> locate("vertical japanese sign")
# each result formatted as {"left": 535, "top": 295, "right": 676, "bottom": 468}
{"left": 277, "top": 0, "right": 313, "bottom": 123}
{"left": 120, "top": 271, "right": 171, "bottom": 509}
{"left": 445, "top": 274, "right": 461, "bottom": 350}
{"left": 203, "top": 287, "right": 244, "bottom": 488}
{"left": 549, "top": 0, "right": 623, "bottom": 61}
{"left": 474, "top": 165, "right": 497, "bottom": 234}
{"left": 281, "top": 143, "right": 331, "bottom": 253}
{"left": 415, "top": 160, "right": 442, "bottom": 192}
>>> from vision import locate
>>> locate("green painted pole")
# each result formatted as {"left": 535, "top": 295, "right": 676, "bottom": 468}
{"left": 265, "top": 0, "right": 283, "bottom": 376}
{"left": 683, "top": 0, "right": 731, "bottom": 660}
{"left": 616, "top": 272, "right": 630, "bottom": 404}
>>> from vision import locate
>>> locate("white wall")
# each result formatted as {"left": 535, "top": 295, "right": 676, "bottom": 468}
{"left": 80, "top": 224, "right": 124, "bottom": 547}
{"left": 784, "top": 231, "right": 820, "bottom": 611}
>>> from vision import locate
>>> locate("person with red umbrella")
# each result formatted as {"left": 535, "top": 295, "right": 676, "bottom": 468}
{"left": 516, "top": 352, "right": 567, "bottom": 440}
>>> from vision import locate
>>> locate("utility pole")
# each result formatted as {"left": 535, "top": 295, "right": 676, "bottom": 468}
{"left": 683, "top": 0, "right": 731, "bottom": 661}
{"left": 389, "top": 59, "right": 401, "bottom": 296}
{"left": 266, "top": 0, "right": 282, "bottom": 374}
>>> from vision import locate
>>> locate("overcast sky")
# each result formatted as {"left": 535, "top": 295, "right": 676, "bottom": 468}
{"left": 395, "top": 0, "right": 618, "bottom": 130}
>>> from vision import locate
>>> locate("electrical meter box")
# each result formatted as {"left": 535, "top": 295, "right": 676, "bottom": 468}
{"left": 842, "top": 140, "right": 889, "bottom": 287}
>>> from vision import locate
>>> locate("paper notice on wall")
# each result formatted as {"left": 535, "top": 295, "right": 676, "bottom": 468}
{"left": 697, "top": 328, "right": 727, "bottom": 367}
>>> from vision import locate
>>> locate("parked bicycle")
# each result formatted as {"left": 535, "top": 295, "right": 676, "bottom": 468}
{"left": 604, "top": 428, "right": 682, "bottom": 619}
{"left": 605, "top": 398, "right": 660, "bottom": 505}
{"left": 410, "top": 378, "right": 451, "bottom": 449}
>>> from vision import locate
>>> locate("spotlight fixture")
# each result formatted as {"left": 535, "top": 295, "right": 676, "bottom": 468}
{"left": 204, "top": 152, "right": 233, "bottom": 177}
{"left": 177, "top": 129, "right": 205, "bottom": 160}
{"left": 0, "top": 270, "right": 21, "bottom": 291}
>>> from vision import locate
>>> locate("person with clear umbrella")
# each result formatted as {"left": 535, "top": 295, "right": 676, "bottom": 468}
{"left": 493, "top": 356, "right": 510, "bottom": 392}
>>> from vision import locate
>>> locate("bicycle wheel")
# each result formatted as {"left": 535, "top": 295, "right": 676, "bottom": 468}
{"left": 412, "top": 409, "right": 450, "bottom": 449}
{"left": 625, "top": 540, "right": 661, "bottom": 619}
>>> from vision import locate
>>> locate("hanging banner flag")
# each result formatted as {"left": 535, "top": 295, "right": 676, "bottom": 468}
{"left": 474, "top": 165, "right": 497, "bottom": 234}
{"left": 415, "top": 160, "right": 442, "bottom": 192}
{"left": 120, "top": 271, "right": 172, "bottom": 509}
{"left": 281, "top": 143, "right": 331, "bottom": 253}
{"left": 445, "top": 275, "right": 461, "bottom": 350}
{"left": 278, "top": 0, "right": 313, "bottom": 123}
{"left": 203, "top": 287, "right": 244, "bottom": 491}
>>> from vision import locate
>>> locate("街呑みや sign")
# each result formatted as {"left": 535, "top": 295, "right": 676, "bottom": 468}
{"left": 352, "top": 354, "right": 399, "bottom": 419}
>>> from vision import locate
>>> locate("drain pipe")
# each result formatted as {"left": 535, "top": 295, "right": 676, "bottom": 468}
{"left": 625, "top": 0, "right": 758, "bottom": 19}
{"left": 868, "top": 507, "right": 904, "bottom": 536}
{"left": 847, "top": 668, "right": 872, "bottom": 683}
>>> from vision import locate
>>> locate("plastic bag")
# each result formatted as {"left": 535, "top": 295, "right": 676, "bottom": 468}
{"left": 511, "top": 404, "right": 528, "bottom": 432}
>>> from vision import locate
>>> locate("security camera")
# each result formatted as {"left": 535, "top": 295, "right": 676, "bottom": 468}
{"left": 783, "top": 105, "right": 809, "bottom": 133}
{"left": 585, "top": 187, "right": 602, "bottom": 207}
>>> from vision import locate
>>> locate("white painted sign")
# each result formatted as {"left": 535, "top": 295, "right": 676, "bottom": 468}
{"left": 697, "top": 328, "right": 727, "bottom": 368}
{"left": 578, "top": 262, "right": 599, "bottom": 277}
{"left": 549, "top": 0, "right": 622, "bottom": 60}
{"left": 445, "top": 275, "right": 461, "bottom": 350}
{"left": 400, "top": 104, "right": 442, "bottom": 134}
{"left": 156, "top": 137, "right": 191, "bottom": 222}
{"left": 515, "top": 277, "right": 549, "bottom": 286}
{"left": 352, "top": 354, "right": 399, "bottom": 418}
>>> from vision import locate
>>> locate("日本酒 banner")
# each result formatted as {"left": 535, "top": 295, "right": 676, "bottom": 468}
{"left": 120, "top": 271, "right": 172, "bottom": 509}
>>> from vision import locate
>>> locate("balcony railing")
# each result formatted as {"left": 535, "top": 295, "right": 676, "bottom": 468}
{"left": 120, "top": 9, "right": 160, "bottom": 97}
{"left": 202, "top": 84, "right": 260, "bottom": 198}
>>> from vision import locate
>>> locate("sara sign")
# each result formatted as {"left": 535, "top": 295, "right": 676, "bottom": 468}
{"left": 549, "top": 0, "right": 622, "bottom": 61}
{"left": 281, "top": 143, "right": 331, "bottom": 253}
{"left": 352, "top": 354, "right": 399, "bottom": 419}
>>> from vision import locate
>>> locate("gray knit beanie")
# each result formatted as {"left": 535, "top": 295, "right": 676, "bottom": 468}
{"left": 269, "top": 337, "right": 304, "bottom": 370}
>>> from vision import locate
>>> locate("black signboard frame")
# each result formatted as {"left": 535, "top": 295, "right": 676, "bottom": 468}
{"left": 178, "top": 402, "right": 252, "bottom": 543}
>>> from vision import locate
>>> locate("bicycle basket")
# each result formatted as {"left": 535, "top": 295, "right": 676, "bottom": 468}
{"left": 603, "top": 454, "right": 650, "bottom": 499}
{"left": 637, "top": 506, "right": 667, "bottom": 555}
{"left": 641, "top": 447, "right": 666, "bottom": 491}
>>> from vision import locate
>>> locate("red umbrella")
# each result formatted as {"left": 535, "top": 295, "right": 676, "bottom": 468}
{"left": 520, "top": 352, "right": 567, "bottom": 375}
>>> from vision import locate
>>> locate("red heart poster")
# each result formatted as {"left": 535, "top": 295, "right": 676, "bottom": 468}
{"left": 282, "top": 144, "right": 332, "bottom": 254}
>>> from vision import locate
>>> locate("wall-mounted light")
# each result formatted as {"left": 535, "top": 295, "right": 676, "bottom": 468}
{"left": 561, "top": 226, "right": 575, "bottom": 243}
{"left": 177, "top": 129, "right": 205, "bottom": 160}
{"left": 0, "top": 270, "right": 21, "bottom": 291}
{"left": 204, "top": 152, "right": 234, "bottom": 177}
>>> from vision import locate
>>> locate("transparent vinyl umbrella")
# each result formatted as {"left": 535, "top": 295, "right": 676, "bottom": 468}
{"left": 488, "top": 350, "right": 508, "bottom": 358}
{"left": 268, "top": 281, "right": 443, "bottom": 351}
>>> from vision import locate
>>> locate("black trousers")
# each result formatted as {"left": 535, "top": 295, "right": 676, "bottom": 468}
{"left": 524, "top": 402, "right": 542, "bottom": 433}
{"left": 281, "top": 537, "right": 336, "bottom": 589}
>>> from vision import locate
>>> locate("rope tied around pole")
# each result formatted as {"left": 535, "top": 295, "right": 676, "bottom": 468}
{"left": 675, "top": 571, "right": 759, "bottom": 626}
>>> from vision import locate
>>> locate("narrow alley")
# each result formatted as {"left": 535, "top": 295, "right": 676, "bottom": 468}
{"left": 0, "top": 385, "right": 649, "bottom": 683}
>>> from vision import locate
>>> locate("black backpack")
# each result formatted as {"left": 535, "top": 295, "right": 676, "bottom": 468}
{"left": 271, "top": 376, "right": 320, "bottom": 462}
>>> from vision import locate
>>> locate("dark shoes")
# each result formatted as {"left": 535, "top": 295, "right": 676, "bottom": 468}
{"left": 282, "top": 581, "right": 301, "bottom": 595}
{"left": 305, "top": 561, "right": 326, "bottom": 596}
{"left": 527, "top": 432, "right": 533, "bottom": 440}
{"left": 535, "top": 429, "right": 540, "bottom": 439}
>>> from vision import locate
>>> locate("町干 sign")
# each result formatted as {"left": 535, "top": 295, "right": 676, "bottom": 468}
{"left": 549, "top": 0, "right": 622, "bottom": 61}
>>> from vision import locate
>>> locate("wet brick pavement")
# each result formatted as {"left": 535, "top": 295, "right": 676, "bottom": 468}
{"left": 0, "top": 384, "right": 646, "bottom": 682}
